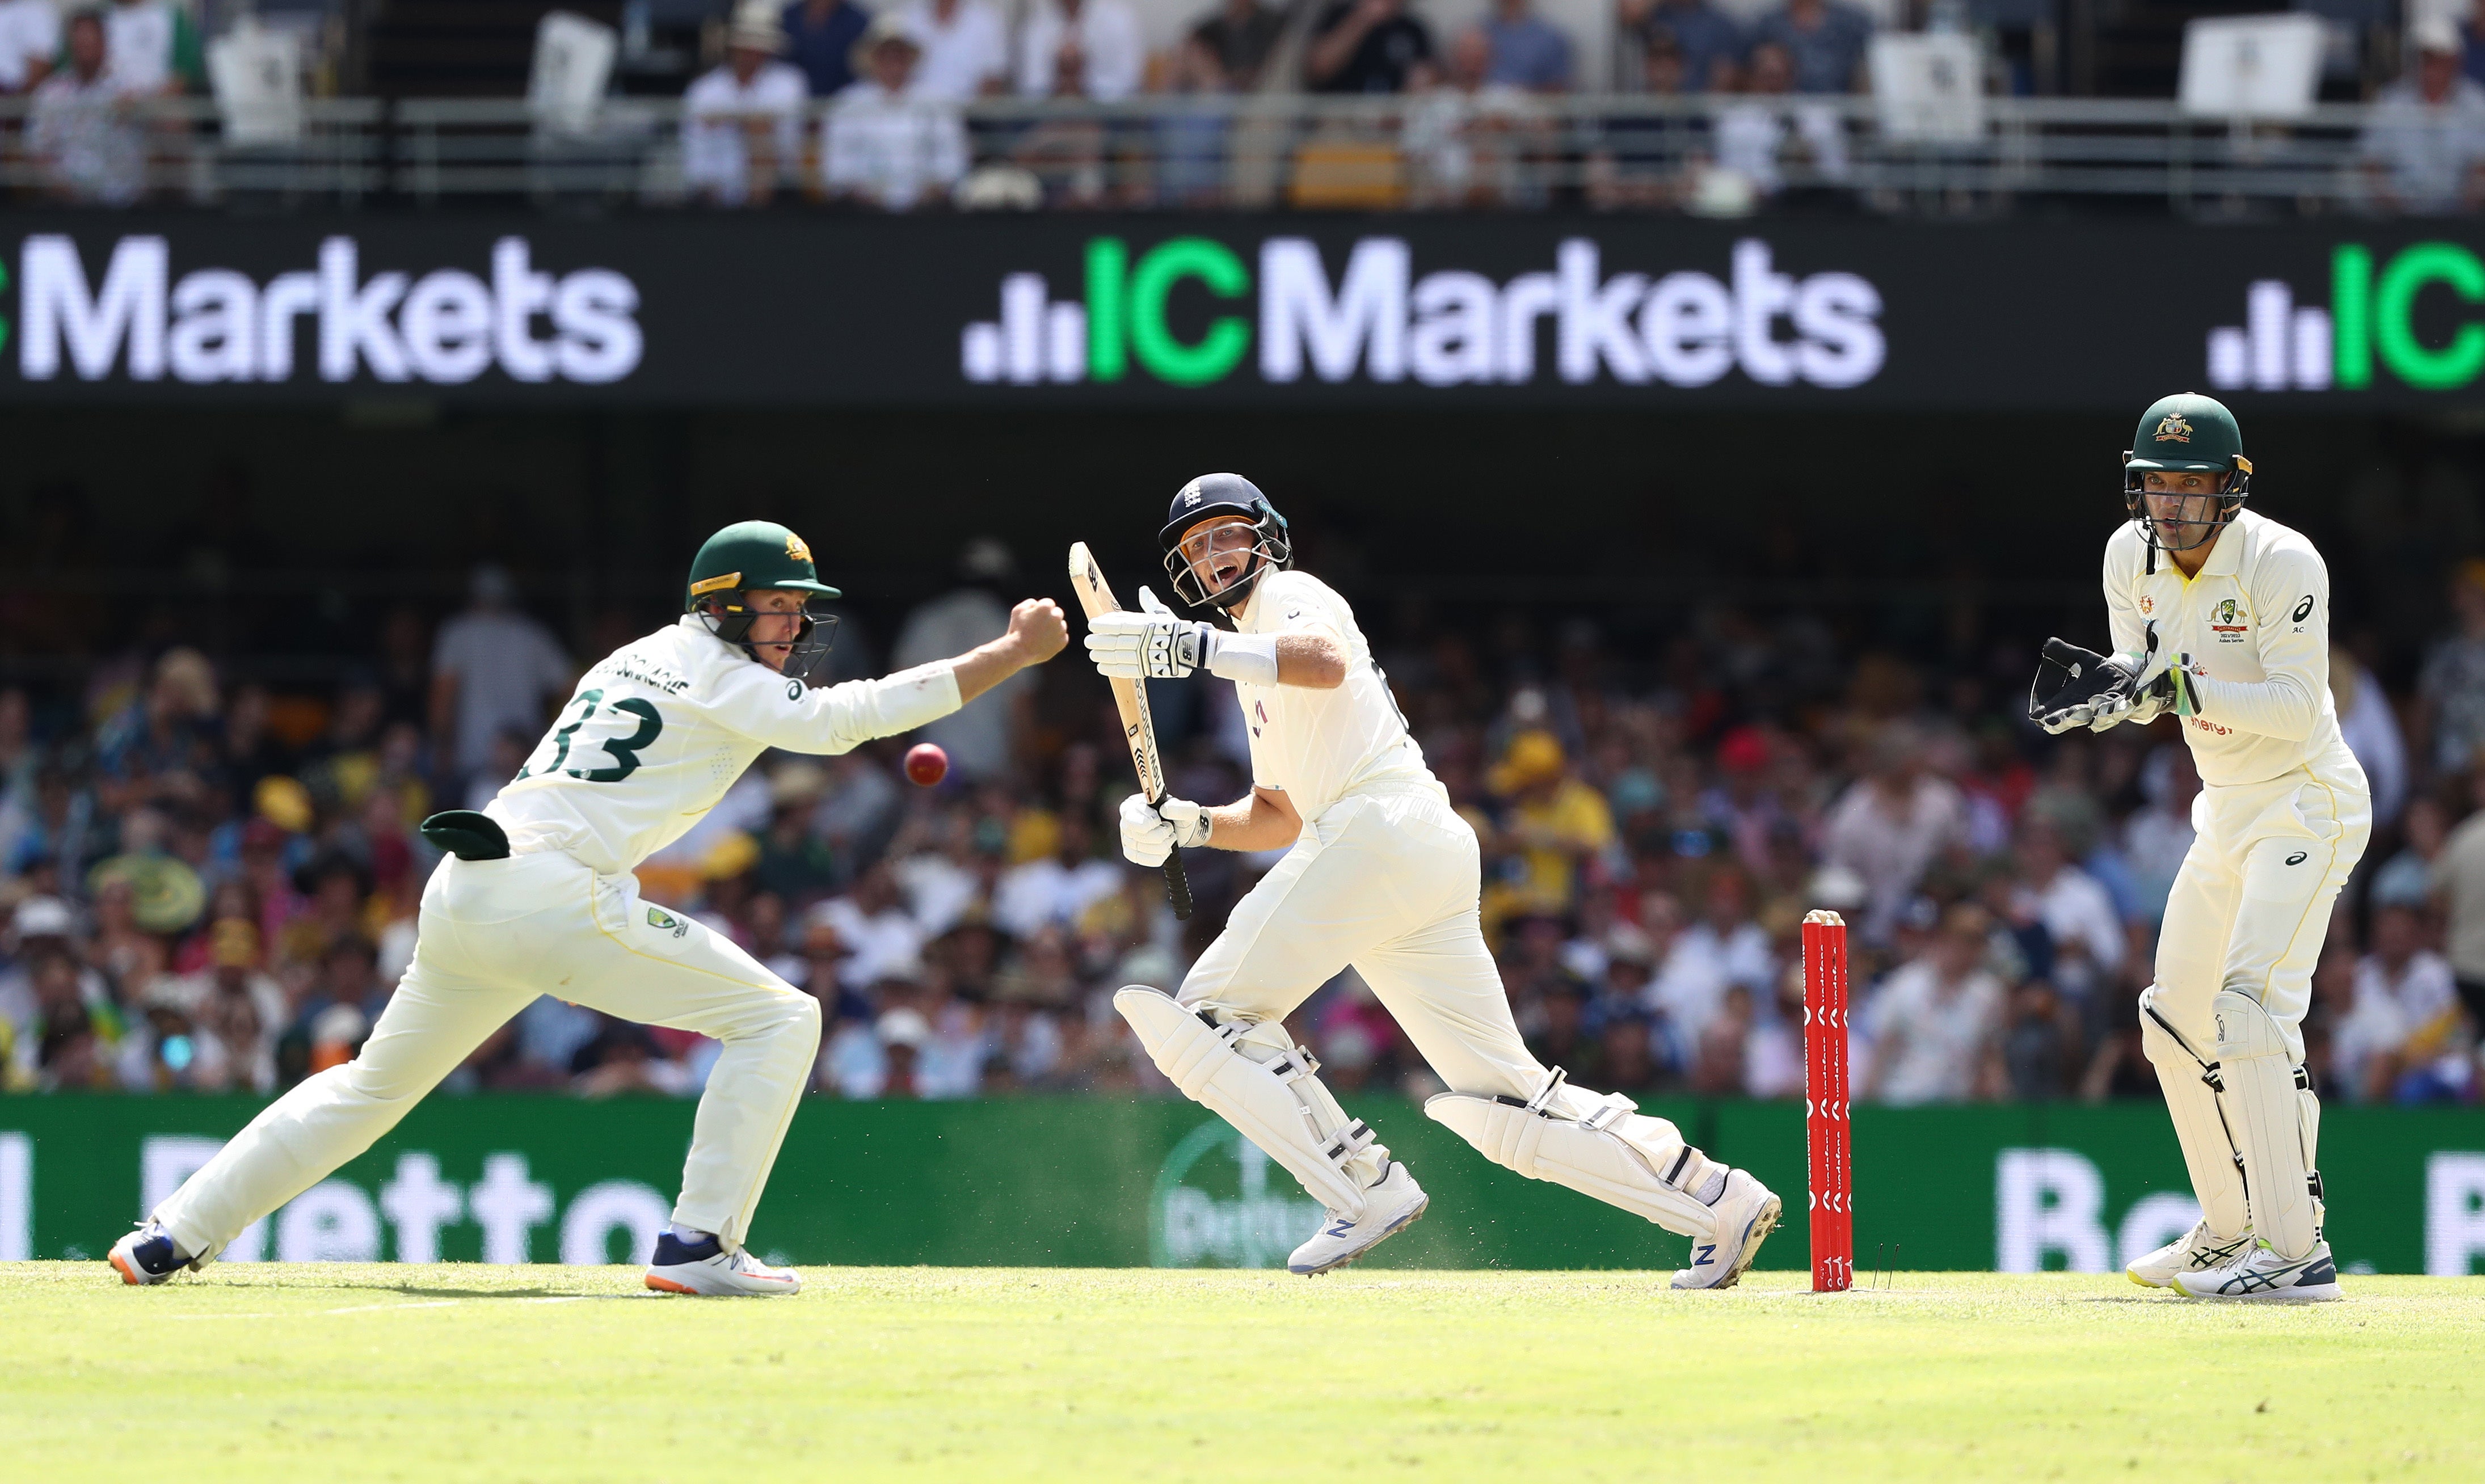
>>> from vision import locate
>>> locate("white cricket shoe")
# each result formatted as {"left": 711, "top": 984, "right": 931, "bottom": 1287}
{"left": 2125, "top": 1218, "right": 2255, "bottom": 1289}
{"left": 2173, "top": 1240, "right": 2342, "bottom": 1302}
{"left": 643, "top": 1232, "right": 803, "bottom": 1296}
{"left": 1670, "top": 1169, "right": 1781, "bottom": 1291}
{"left": 1288, "top": 1161, "right": 1429, "bottom": 1276}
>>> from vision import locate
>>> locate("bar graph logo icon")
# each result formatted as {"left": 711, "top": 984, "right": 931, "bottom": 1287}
{"left": 2207, "top": 243, "right": 2485, "bottom": 394}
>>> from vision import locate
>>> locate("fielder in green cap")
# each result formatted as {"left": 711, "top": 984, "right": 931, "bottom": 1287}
{"left": 2029, "top": 393, "right": 2369, "bottom": 1302}
{"left": 117, "top": 520, "right": 1067, "bottom": 1298}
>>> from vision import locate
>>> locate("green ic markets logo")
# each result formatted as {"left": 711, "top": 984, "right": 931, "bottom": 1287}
{"left": 2208, "top": 242, "right": 2485, "bottom": 393}
{"left": 961, "top": 234, "right": 1888, "bottom": 392}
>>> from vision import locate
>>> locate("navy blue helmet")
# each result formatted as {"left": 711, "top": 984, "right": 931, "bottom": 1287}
{"left": 1159, "top": 473, "right": 1291, "bottom": 611}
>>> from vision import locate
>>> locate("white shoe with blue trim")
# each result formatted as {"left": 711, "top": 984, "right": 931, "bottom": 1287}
{"left": 1669, "top": 1169, "right": 1780, "bottom": 1291}
{"left": 1288, "top": 1161, "right": 1428, "bottom": 1276}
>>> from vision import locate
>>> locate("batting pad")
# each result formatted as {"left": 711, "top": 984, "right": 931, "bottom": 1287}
{"left": 2137, "top": 987, "right": 2247, "bottom": 1240}
{"left": 1115, "top": 987, "right": 1379, "bottom": 1217}
{"left": 2213, "top": 990, "right": 2316, "bottom": 1259}
{"left": 1426, "top": 1076, "right": 1717, "bottom": 1240}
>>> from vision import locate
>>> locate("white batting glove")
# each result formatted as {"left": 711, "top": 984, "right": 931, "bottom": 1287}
{"left": 1087, "top": 587, "right": 1218, "bottom": 681}
{"left": 1118, "top": 791, "right": 1208, "bottom": 867}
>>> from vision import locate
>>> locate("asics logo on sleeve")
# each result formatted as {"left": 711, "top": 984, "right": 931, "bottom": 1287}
{"left": 2285, "top": 851, "right": 2308, "bottom": 866}
{"left": 2292, "top": 595, "right": 2314, "bottom": 622}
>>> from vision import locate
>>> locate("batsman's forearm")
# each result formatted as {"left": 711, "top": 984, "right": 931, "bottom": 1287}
{"left": 1204, "top": 789, "right": 1299, "bottom": 851}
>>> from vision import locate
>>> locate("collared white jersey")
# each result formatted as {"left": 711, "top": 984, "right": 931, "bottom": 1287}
{"left": 487, "top": 615, "right": 959, "bottom": 875}
{"left": 1231, "top": 570, "right": 1431, "bottom": 821}
{"left": 2103, "top": 511, "right": 2360, "bottom": 791}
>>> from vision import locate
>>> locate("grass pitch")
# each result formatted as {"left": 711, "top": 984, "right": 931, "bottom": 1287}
{"left": 6, "top": 1264, "right": 2480, "bottom": 1482}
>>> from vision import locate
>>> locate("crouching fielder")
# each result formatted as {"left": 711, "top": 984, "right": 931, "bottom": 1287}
{"left": 1089, "top": 475, "right": 1778, "bottom": 1285}
{"left": 2033, "top": 394, "right": 2366, "bottom": 1301}
{"left": 115, "top": 521, "right": 1067, "bottom": 1295}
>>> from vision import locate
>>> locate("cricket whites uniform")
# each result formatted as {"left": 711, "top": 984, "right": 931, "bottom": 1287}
{"left": 2106, "top": 509, "right": 2368, "bottom": 1281}
{"left": 151, "top": 617, "right": 964, "bottom": 1266}
{"left": 1126, "top": 566, "right": 1778, "bottom": 1283}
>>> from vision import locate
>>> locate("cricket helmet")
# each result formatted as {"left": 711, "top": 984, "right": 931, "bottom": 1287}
{"left": 1159, "top": 473, "right": 1291, "bottom": 612}
{"left": 2123, "top": 393, "right": 2251, "bottom": 558}
{"left": 685, "top": 520, "right": 841, "bottom": 682}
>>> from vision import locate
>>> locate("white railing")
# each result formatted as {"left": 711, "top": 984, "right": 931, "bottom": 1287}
{"left": 0, "top": 92, "right": 2422, "bottom": 213}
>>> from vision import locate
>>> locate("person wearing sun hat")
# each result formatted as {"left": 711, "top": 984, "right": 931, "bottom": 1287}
{"left": 683, "top": 0, "right": 811, "bottom": 204}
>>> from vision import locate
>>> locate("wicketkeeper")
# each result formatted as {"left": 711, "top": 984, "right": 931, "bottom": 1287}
{"left": 2032, "top": 394, "right": 2366, "bottom": 1300}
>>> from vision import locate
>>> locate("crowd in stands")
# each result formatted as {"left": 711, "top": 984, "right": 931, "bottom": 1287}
{"left": 9, "top": 0, "right": 2485, "bottom": 212}
{"left": 5, "top": 530, "right": 2483, "bottom": 1112}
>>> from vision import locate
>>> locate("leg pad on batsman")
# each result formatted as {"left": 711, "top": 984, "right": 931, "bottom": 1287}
{"left": 1115, "top": 986, "right": 1390, "bottom": 1219}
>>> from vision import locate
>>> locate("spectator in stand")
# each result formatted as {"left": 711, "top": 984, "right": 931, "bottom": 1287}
{"left": 1482, "top": 0, "right": 1573, "bottom": 91}
{"left": 1712, "top": 39, "right": 1848, "bottom": 195}
{"left": 1862, "top": 904, "right": 2002, "bottom": 1105}
{"left": 2359, "top": 16, "right": 2485, "bottom": 216}
{"left": 2014, "top": 818, "right": 2125, "bottom": 979}
{"left": 1586, "top": 31, "right": 1698, "bottom": 210}
{"left": 810, "top": 861, "right": 926, "bottom": 991}
{"left": 2371, "top": 792, "right": 2446, "bottom": 909}
{"left": 898, "top": 0, "right": 1008, "bottom": 98}
{"left": 1406, "top": 29, "right": 1548, "bottom": 208}
{"left": 824, "top": 15, "right": 968, "bottom": 209}
{"left": 2121, "top": 744, "right": 2198, "bottom": 928}
{"left": 783, "top": 0, "right": 874, "bottom": 99}
{"left": 1623, "top": 0, "right": 1742, "bottom": 92}
{"left": 2416, "top": 561, "right": 2485, "bottom": 777}
{"left": 103, "top": 0, "right": 203, "bottom": 96}
{"left": 428, "top": 565, "right": 571, "bottom": 799}
{"left": 993, "top": 815, "right": 1121, "bottom": 938}
{"left": 1749, "top": 0, "right": 1869, "bottom": 94}
{"left": 1995, "top": 977, "right": 2082, "bottom": 1100}
{"left": 0, "top": 0, "right": 57, "bottom": 94}
{"left": 28, "top": 9, "right": 146, "bottom": 206}
{"left": 893, "top": 541, "right": 1030, "bottom": 782}
{"left": 2345, "top": 903, "right": 2469, "bottom": 1102}
{"left": 2332, "top": 646, "right": 2407, "bottom": 830}
{"left": 1015, "top": 0, "right": 1144, "bottom": 100}
{"left": 1306, "top": 0, "right": 1434, "bottom": 94}
{"left": 1188, "top": 0, "right": 1286, "bottom": 90}
{"left": 1823, "top": 724, "right": 1966, "bottom": 943}
{"left": 682, "top": 1, "right": 811, "bottom": 208}
{"left": 2432, "top": 774, "right": 2485, "bottom": 1031}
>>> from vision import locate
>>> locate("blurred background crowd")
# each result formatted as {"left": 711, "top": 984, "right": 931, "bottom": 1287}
{"left": 6, "top": 0, "right": 2485, "bottom": 213}
{"left": 6, "top": 504, "right": 2482, "bottom": 1112}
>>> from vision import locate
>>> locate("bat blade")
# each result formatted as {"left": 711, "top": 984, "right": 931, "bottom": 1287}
{"left": 1068, "top": 542, "right": 1193, "bottom": 920}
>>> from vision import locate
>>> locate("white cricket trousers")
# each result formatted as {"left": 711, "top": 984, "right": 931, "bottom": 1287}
{"left": 1181, "top": 782, "right": 1637, "bottom": 1127}
{"left": 2154, "top": 757, "right": 2370, "bottom": 1064}
{"left": 155, "top": 851, "right": 821, "bottom": 1261}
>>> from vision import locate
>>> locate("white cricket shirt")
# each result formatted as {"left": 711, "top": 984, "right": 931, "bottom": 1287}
{"left": 487, "top": 615, "right": 960, "bottom": 874}
{"left": 1229, "top": 570, "right": 1431, "bottom": 821}
{"left": 2102, "top": 511, "right": 2360, "bottom": 790}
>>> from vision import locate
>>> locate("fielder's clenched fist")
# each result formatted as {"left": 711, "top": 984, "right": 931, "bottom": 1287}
{"left": 1119, "top": 791, "right": 1209, "bottom": 866}
{"left": 1007, "top": 597, "right": 1070, "bottom": 664}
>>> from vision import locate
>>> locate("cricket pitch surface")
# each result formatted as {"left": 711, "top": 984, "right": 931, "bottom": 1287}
{"left": 9, "top": 1264, "right": 2479, "bottom": 1481}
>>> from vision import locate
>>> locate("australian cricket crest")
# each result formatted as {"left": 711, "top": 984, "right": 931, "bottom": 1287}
{"left": 2211, "top": 597, "right": 2247, "bottom": 641}
{"left": 646, "top": 906, "right": 689, "bottom": 938}
{"left": 2153, "top": 412, "right": 2193, "bottom": 444}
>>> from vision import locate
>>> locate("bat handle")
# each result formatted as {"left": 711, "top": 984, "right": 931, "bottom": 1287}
{"left": 1163, "top": 849, "right": 1193, "bottom": 921}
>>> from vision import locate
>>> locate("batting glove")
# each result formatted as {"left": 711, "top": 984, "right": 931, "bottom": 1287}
{"left": 1086, "top": 587, "right": 1216, "bottom": 680}
{"left": 1119, "top": 791, "right": 1209, "bottom": 867}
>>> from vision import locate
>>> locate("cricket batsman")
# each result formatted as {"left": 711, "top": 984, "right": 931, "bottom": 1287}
{"left": 2032, "top": 394, "right": 2365, "bottom": 1301}
{"left": 1086, "top": 474, "right": 1780, "bottom": 1285}
{"left": 113, "top": 521, "right": 1067, "bottom": 1295}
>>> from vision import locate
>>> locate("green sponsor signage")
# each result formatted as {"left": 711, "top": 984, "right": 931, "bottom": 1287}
{"left": 2, "top": 1097, "right": 2479, "bottom": 1273}
{"left": 1083, "top": 236, "right": 1252, "bottom": 387}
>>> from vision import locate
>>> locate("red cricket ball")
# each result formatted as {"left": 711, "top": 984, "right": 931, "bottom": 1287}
{"left": 904, "top": 743, "right": 949, "bottom": 787}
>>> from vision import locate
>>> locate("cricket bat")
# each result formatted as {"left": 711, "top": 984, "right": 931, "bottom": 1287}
{"left": 1067, "top": 541, "right": 1193, "bottom": 921}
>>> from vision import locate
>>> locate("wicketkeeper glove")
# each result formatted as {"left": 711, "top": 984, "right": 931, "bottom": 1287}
{"left": 1118, "top": 790, "right": 1210, "bottom": 867}
{"left": 2029, "top": 635, "right": 2147, "bottom": 735}
{"left": 1087, "top": 587, "right": 1218, "bottom": 680}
